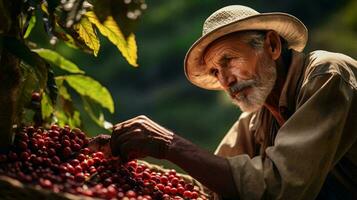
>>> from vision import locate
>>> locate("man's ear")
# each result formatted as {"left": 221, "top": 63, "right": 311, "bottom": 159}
{"left": 265, "top": 30, "right": 281, "bottom": 60}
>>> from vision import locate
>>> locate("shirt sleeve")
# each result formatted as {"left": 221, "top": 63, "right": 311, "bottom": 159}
{"left": 227, "top": 72, "right": 356, "bottom": 200}
{"left": 214, "top": 112, "right": 256, "bottom": 158}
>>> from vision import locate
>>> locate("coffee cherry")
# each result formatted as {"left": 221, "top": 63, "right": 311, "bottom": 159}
{"left": 183, "top": 190, "right": 192, "bottom": 198}
{"left": 31, "top": 92, "right": 41, "bottom": 102}
{"left": 0, "top": 124, "right": 205, "bottom": 199}
{"left": 62, "top": 147, "right": 72, "bottom": 158}
{"left": 20, "top": 152, "right": 30, "bottom": 161}
{"left": 75, "top": 172, "right": 85, "bottom": 182}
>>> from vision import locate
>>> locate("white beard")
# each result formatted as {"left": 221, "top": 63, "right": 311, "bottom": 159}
{"left": 231, "top": 57, "right": 277, "bottom": 113}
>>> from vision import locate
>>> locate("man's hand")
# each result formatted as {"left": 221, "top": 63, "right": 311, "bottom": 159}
{"left": 111, "top": 115, "right": 174, "bottom": 162}
{"left": 88, "top": 134, "right": 112, "bottom": 157}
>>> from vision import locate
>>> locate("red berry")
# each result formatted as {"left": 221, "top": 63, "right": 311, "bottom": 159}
{"left": 80, "top": 148, "right": 90, "bottom": 155}
{"left": 156, "top": 183, "right": 165, "bottom": 191}
{"left": 39, "top": 178, "right": 52, "bottom": 188}
{"left": 77, "top": 153, "right": 85, "bottom": 161}
{"left": 126, "top": 190, "right": 136, "bottom": 198}
{"left": 183, "top": 190, "right": 192, "bottom": 198}
{"left": 160, "top": 176, "right": 168, "bottom": 185}
{"left": 171, "top": 177, "right": 179, "bottom": 186}
{"left": 80, "top": 161, "right": 88, "bottom": 169}
{"left": 191, "top": 191, "right": 199, "bottom": 198}
{"left": 18, "top": 141, "right": 28, "bottom": 150}
{"left": 74, "top": 165, "right": 82, "bottom": 173}
{"left": 94, "top": 151, "right": 104, "bottom": 159}
{"left": 72, "top": 143, "right": 81, "bottom": 151}
{"left": 66, "top": 164, "right": 75, "bottom": 174}
{"left": 48, "top": 148, "right": 56, "bottom": 157}
{"left": 170, "top": 187, "right": 177, "bottom": 195}
{"left": 75, "top": 172, "right": 85, "bottom": 182}
{"left": 177, "top": 186, "right": 185, "bottom": 194}
{"left": 164, "top": 186, "right": 171, "bottom": 194}
{"left": 62, "top": 147, "right": 72, "bottom": 158}
{"left": 185, "top": 183, "right": 194, "bottom": 191}
{"left": 31, "top": 92, "right": 41, "bottom": 101}
{"left": 70, "top": 159, "right": 80, "bottom": 166}
{"left": 86, "top": 158, "right": 94, "bottom": 166}
{"left": 20, "top": 152, "right": 30, "bottom": 161}
{"left": 62, "top": 139, "right": 71, "bottom": 147}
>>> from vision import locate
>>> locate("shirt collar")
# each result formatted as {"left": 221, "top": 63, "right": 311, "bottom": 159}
{"left": 249, "top": 50, "right": 306, "bottom": 131}
{"left": 278, "top": 50, "right": 306, "bottom": 118}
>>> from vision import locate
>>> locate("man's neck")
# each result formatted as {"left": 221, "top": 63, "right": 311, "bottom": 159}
{"left": 264, "top": 55, "right": 289, "bottom": 126}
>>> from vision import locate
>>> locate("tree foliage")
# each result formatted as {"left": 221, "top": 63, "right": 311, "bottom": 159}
{"left": 0, "top": 0, "right": 147, "bottom": 147}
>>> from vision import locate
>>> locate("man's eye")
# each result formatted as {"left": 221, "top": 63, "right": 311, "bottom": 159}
{"left": 209, "top": 68, "right": 219, "bottom": 77}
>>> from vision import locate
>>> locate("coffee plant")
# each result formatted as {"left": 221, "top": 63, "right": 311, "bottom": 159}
{"left": 0, "top": 0, "right": 146, "bottom": 147}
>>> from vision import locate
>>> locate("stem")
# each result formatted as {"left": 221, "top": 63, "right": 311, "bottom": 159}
{"left": 0, "top": 0, "right": 22, "bottom": 148}
{"left": 0, "top": 50, "right": 21, "bottom": 148}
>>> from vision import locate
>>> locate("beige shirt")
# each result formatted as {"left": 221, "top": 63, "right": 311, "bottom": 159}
{"left": 214, "top": 50, "right": 357, "bottom": 200}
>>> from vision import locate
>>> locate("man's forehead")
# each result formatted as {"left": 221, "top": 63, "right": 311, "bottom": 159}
{"left": 203, "top": 35, "right": 247, "bottom": 62}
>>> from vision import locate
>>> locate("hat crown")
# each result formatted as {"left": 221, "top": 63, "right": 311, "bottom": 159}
{"left": 203, "top": 5, "right": 259, "bottom": 35}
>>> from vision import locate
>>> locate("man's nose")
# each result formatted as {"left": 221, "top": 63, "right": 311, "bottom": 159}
{"left": 218, "top": 71, "right": 236, "bottom": 89}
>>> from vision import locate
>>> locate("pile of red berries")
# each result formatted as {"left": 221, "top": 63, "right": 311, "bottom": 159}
{"left": 0, "top": 125, "right": 208, "bottom": 200}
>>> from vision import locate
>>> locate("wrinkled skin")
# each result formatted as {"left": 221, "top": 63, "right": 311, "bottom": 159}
{"left": 110, "top": 115, "right": 174, "bottom": 162}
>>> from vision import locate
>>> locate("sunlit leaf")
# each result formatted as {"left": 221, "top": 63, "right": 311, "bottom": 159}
{"left": 41, "top": 92, "right": 54, "bottom": 120}
{"left": 85, "top": 11, "right": 138, "bottom": 67}
{"left": 54, "top": 110, "right": 67, "bottom": 127}
{"left": 55, "top": 109, "right": 81, "bottom": 128}
{"left": 74, "top": 16, "right": 100, "bottom": 56}
{"left": 24, "top": 15, "right": 36, "bottom": 38}
{"left": 33, "top": 48, "right": 84, "bottom": 74}
{"left": 70, "top": 110, "right": 81, "bottom": 128}
{"left": 64, "top": 75, "right": 114, "bottom": 113}
{"left": 93, "top": 0, "right": 147, "bottom": 38}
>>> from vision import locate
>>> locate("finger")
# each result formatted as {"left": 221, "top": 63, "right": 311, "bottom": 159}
{"left": 122, "top": 117, "right": 174, "bottom": 141}
{"left": 136, "top": 116, "right": 174, "bottom": 138}
{"left": 110, "top": 128, "right": 142, "bottom": 156}
{"left": 113, "top": 115, "right": 144, "bottom": 129}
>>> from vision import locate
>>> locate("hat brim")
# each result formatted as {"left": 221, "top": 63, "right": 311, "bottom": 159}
{"left": 184, "top": 12, "right": 308, "bottom": 90}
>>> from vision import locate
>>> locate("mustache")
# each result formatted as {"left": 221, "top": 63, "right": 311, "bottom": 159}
{"left": 229, "top": 79, "right": 257, "bottom": 94}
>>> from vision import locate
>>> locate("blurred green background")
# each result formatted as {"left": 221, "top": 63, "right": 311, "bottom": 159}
{"left": 30, "top": 0, "right": 357, "bottom": 171}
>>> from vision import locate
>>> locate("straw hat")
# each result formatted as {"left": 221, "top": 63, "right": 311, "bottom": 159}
{"left": 184, "top": 5, "right": 308, "bottom": 90}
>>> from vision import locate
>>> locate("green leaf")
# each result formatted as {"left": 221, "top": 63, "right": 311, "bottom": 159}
{"left": 15, "top": 62, "right": 41, "bottom": 124}
{"left": 64, "top": 75, "right": 114, "bottom": 113}
{"left": 82, "top": 96, "right": 113, "bottom": 129}
{"left": 70, "top": 110, "right": 81, "bottom": 128}
{"left": 46, "top": 68, "right": 58, "bottom": 105}
{"left": 85, "top": 11, "right": 138, "bottom": 67}
{"left": 55, "top": 109, "right": 81, "bottom": 128}
{"left": 41, "top": 92, "right": 54, "bottom": 120}
{"left": 24, "top": 15, "right": 36, "bottom": 39}
{"left": 74, "top": 16, "right": 100, "bottom": 56}
{"left": 56, "top": 78, "right": 72, "bottom": 101}
{"left": 33, "top": 48, "right": 85, "bottom": 74}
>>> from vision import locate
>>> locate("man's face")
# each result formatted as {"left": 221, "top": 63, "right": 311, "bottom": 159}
{"left": 203, "top": 34, "right": 277, "bottom": 112}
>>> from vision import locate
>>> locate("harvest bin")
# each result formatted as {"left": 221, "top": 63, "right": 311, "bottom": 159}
{"left": 0, "top": 125, "right": 212, "bottom": 200}
{"left": 0, "top": 160, "right": 211, "bottom": 200}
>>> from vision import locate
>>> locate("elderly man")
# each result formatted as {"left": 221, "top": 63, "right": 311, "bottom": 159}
{"left": 110, "top": 5, "right": 357, "bottom": 200}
